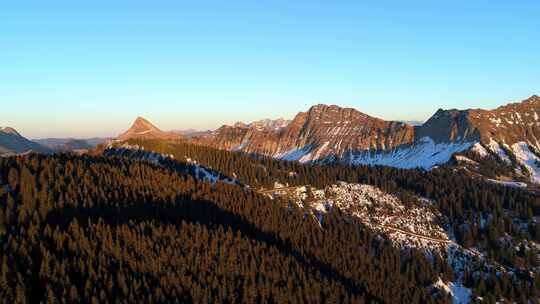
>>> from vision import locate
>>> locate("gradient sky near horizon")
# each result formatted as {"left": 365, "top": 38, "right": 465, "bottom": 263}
{"left": 1, "top": 1, "right": 539, "bottom": 138}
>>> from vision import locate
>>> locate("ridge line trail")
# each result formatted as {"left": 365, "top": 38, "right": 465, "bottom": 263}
{"left": 377, "top": 225, "right": 452, "bottom": 244}
{"left": 258, "top": 186, "right": 302, "bottom": 194}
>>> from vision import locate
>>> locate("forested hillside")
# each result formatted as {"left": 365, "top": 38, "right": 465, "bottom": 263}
{"left": 105, "top": 139, "right": 540, "bottom": 302}
{"left": 0, "top": 154, "right": 452, "bottom": 303}
{"left": 0, "top": 137, "right": 538, "bottom": 303}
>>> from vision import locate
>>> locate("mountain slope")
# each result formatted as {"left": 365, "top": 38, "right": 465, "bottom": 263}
{"left": 35, "top": 137, "right": 108, "bottom": 152}
{"left": 192, "top": 104, "right": 415, "bottom": 161}
{"left": 118, "top": 117, "right": 182, "bottom": 141}
{"left": 0, "top": 127, "right": 51, "bottom": 155}
{"left": 189, "top": 95, "right": 540, "bottom": 183}
{"left": 102, "top": 138, "right": 539, "bottom": 303}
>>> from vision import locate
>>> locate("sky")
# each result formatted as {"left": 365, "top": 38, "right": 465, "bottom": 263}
{"left": 1, "top": 1, "right": 539, "bottom": 138}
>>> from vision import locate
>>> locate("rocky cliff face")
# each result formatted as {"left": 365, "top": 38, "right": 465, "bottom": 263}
{"left": 118, "top": 117, "right": 182, "bottom": 141}
{"left": 115, "top": 95, "right": 540, "bottom": 183}
{"left": 189, "top": 96, "right": 540, "bottom": 183}
{"left": 415, "top": 95, "right": 540, "bottom": 146}
{"left": 192, "top": 104, "right": 416, "bottom": 162}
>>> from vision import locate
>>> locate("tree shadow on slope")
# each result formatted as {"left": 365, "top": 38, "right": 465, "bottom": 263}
{"left": 45, "top": 197, "right": 377, "bottom": 302}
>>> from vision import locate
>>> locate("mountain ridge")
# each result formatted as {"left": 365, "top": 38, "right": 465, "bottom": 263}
{"left": 0, "top": 126, "right": 52, "bottom": 155}
{"left": 113, "top": 94, "right": 540, "bottom": 183}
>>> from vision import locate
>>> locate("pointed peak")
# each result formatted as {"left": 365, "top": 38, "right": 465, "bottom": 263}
{"left": 135, "top": 116, "right": 149, "bottom": 122}
{"left": 133, "top": 116, "right": 153, "bottom": 125}
{"left": 130, "top": 116, "right": 160, "bottom": 130}
{"left": 0, "top": 127, "right": 21, "bottom": 136}
{"left": 118, "top": 116, "right": 181, "bottom": 141}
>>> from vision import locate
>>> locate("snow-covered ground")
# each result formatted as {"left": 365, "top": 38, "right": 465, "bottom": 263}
{"left": 486, "top": 179, "right": 527, "bottom": 188}
{"left": 454, "top": 155, "right": 479, "bottom": 166}
{"left": 433, "top": 277, "right": 471, "bottom": 304}
{"left": 486, "top": 139, "right": 511, "bottom": 164}
{"left": 261, "top": 181, "right": 533, "bottom": 302}
{"left": 510, "top": 142, "right": 540, "bottom": 183}
{"left": 275, "top": 136, "right": 540, "bottom": 184}
{"left": 346, "top": 137, "right": 474, "bottom": 170}
{"left": 274, "top": 137, "right": 474, "bottom": 170}
{"left": 264, "top": 181, "right": 451, "bottom": 250}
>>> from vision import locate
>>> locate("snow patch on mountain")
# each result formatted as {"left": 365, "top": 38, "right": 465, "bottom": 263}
{"left": 433, "top": 278, "right": 471, "bottom": 304}
{"left": 347, "top": 137, "right": 474, "bottom": 170}
{"left": 510, "top": 142, "right": 540, "bottom": 182}
{"left": 274, "top": 145, "right": 314, "bottom": 161}
{"left": 470, "top": 143, "right": 489, "bottom": 157}
{"left": 486, "top": 179, "right": 527, "bottom": 188}
{"left": 274, "top": 137, "right": 473, "bottom": 170}
{"left": 454, "top": 155, "right": 478, "bottom": 165}
{"left": 486, "top": 139, "right": 511, "bottom": 164}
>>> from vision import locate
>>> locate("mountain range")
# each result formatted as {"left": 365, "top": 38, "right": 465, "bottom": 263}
{"left": 115, "top": 95, "right": 540, "bottom": 184}
{"left": 34, "top": 137, "right": 110, "bottom": 152}
{"left": 3, "top": 95, "right": 539, "bottom": 303}
{"left": 4, "top": 95, "right": 540, "bottom": 184}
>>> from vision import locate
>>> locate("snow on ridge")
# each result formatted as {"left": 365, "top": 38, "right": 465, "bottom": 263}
{"left": 486, "top": 179, "right": 527, "bottom": 188}
{"left": 470, "top": 143, "right": 488, "bottom": 157}
{"left": 274, "top": 137, "right": 474, "bottom": 170}
{"left": 348, "top": 137, "right": 474, "bottom": 170}
{"left": 511, "top": 142, "right": 540, "bottom": 183}
{"left": 486, "top": 139, "right": 511, "bottom": 164}
{"left": 454, "top": 155, "right": 478, "bottom": 165}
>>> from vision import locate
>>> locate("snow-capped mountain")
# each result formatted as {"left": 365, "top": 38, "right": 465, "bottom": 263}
{"left": 0, "top": 127, "right": 51, "bottom": 156}
{"left": 118, "top": 117, "right": 182, "bottom": 141}
{"left": 187, "top": 95, "right": 540, "bottom": 183}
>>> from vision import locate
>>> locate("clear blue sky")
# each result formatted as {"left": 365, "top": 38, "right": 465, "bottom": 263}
{"left": 1, "top": 1, "right": 539, "bottom": 138}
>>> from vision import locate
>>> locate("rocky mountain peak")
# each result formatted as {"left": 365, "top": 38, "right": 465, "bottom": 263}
{"left": 132, "top": 116, "right": 159, "bottom": 130}
{"left": 0, "top": 127, "right": 21, "bottom": 137}
{"left": 416, "top": 108, "right": 477, "bottom": 143}
{"left": 118, "top": 117, "right": 181, "bottom": 141}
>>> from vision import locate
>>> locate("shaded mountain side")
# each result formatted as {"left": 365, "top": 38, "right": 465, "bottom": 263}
{"left": 34, "top": 137, "right": 109, "bottom": 152}
{"left": 0, "top": 127, "right": 51, "bottom": 155}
